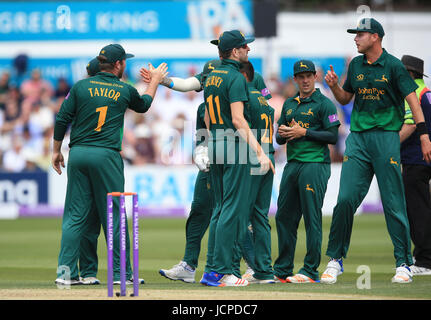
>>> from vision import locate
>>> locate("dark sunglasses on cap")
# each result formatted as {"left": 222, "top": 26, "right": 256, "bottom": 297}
{"left": 235, "top": 44, "right": 248, "bottom": 49}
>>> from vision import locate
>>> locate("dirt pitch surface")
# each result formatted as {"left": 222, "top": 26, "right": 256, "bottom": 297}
{"left": 0, "top": 289, "right": 412, "bottom": 300}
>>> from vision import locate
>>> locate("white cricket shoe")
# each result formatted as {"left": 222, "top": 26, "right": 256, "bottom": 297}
{"left": 286, "top": 273, "right": 319, "bottom": 283}
{"left": 392, "top": 265, "right": 413, "bottom": 283}
{"left": 80, "top": 277, "right": 100, "bottom": 285}
{"left": 113, "top": 277, "right": 145, "bottom": 285}
{"left": 55, "top": 278, "right": 82, "bottom": 286}
{"left": 320, "top": 258, "right": 344, "bottom": 284}
{"left": 247, "top": 275, "right": 275, "bottom": 284}
{"left": 218, "top": 274, "right": 249, "bottom": 287}
{"left": 410, "top": 265, "right": 431, "bottom": 276}
{"left": 159, "top": 261, "right": 196, "bottom": 283}
{"left": 241, "top": 262, "right": 255, "bottom": 281}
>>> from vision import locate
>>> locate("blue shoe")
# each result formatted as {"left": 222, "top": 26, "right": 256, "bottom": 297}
{"left": 200, "top": 272, "right": 210, "bottom": 285}
{"left": 205, "top": 271, "right": 226, "bottom": 287}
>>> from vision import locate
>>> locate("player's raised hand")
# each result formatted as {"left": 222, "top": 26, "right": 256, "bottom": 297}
{"left": 139, "top": 67, "right": 151, "bottom": 83}
{"left": 325, "top": 65, "right": 339, "bottom": 88}
{"left": 149, "top": 62, "right": 169, "bottom": 84}
{"left": 52, "top": 151, "right": 65, "bottom": 175}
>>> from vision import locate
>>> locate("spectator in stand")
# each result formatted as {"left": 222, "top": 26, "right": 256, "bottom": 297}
{"left": 20, "top": 68, "right": 53, "bottom": 122}
{"left": 282, "top": 77, "right": 297, "bottom": 99}
{"left": 22, "top": 148, "right": 44, "bottom": 172}
{"left": 11, "top": 54, "right": 29, "bottom": 88}
{"left": 2, "top": 135, "right": 26, "bottom": 172}
{"left": 133, "top": 118, "right": 156, "bottom": 165}
{"left": 0, "top": 72, "right": 10, "bottom": 110}
{"left": 55, "top": 77, "right": 71, "bottom": 99}
{"left": 266, "top": 74, "right": 284, "bottom": 123}
{"left": 1, "top": 87, "right": 22, "bottom": 134}
{"left": 150, "top": 112, "right": 174, "bottom": 164}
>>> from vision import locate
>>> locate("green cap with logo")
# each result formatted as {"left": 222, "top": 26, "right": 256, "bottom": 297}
{"left": 347, "top": 17, "right": 385, "bottom": 38}
{"left": 202, "top": 59, "right": 222, "bottom": 76}
{"left": 293, "top": 59, "right": 316, "bottom": 76}
{"left": 98, "top": 44, "right": 134, "bottom": 63}
{"left": 210, "top": 30, "right": 255, "bottom": 51}
{"left": 86, "top": 57, "right": 100, "bottom": 76}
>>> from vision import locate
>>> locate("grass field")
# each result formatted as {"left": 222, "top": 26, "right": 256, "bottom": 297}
{"left": 0, "top": 214, "right": 430, "bottom": 300}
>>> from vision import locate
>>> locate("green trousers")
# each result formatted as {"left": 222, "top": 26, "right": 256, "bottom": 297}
{"left": 57, "top": 146, "right": 132, "bottom": 280}
{"left": 240, "top": 157, "right": 275, "bottom": 280}
{"left": 326, "top": 130, "right": 413, "bottom": 267}
{"left": 182, "top": 171, "right": 213, "bottom": 269}
{"left": 274, "top": 161, "right": 330, "bottom": 280}
{"left": 205, "top": 139, "right": 252, "bottom": 275}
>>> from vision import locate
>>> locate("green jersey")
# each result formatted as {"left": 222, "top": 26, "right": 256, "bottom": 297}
{"left": 342, "top": 48, "right": 418, "bottom": 132}
{"left": 54, "top": 72, "right": 153, "bottom": 151}
{"left": 203, "top": 59, "right": 249, "bottom": 140}
{"left": 278, "top": 88, "right": 340, "bottom": 163}
{"left": 251, "top": 72, "right": 272, "bottom": 100}
{"left": 195, "top": 62, "right": 271, "bottom": 101}
{"left": 196, "top": 102, "right": 207, "bottom": 147}
{"left": 247, "top": 82, "right": 275, "bottom": 155}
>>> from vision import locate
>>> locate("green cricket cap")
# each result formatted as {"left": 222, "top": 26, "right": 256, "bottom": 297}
{"left": 86, "top": 57, "right": 100, "bottom": 76}
{"left": 202, "top": 59, "right": 222, "bottom": 76}
{"left": 98, "top": 44, "right": 134, "bottom": 63}
{"left": 347, "top": 18, "right": 385, "bottom": 38}
{"left": 293, "top": 59, "right": 316, "bottom": 76}
{"left": 210, "top": 30, "right": 254, "bottom": 52}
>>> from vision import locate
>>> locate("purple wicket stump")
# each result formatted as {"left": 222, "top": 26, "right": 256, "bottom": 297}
{"left": 107, "top": 192, "right": 140, "bottom": 297}
{"left": 107, "top": 194, "right": 114, "bottom": 297}
{"left": 132, "top": 194, "right": 139, "bottom": 297}
{"left": 119, "top": 194, "right": 126, "bottom": 297}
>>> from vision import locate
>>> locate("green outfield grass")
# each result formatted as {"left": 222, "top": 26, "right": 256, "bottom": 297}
{"left": 0, "top": 214, "right": 430, "bottom": 299}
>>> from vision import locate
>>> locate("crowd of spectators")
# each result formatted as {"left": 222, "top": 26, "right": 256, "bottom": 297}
{"left": 0, "top": 58, "right": 353, "bottom": 173}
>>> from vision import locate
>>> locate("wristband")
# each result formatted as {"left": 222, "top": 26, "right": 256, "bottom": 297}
{"left": 416, "top": 122, "right": 428, "bottom": 135}
{"left": 160, "top": 76, "right": 173, "bottom": 88}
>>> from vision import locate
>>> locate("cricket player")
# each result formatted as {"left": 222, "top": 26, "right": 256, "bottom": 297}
{"left": 53, "top": 44, "right": 167, "bottom": 285}
{"left": 69, "top": 57, "right": 103, "bottom": 285}
{"left": 237, "top": 61, "right": 275, "bottom": 284}
{"left": 274, "top": 60, "right": 340, "bottom": 284}
{"left": 321, "top": 18, "right": 431, "bottom": 284}
{"left": 86, "top": 57, "right": 100, "bottom": 77}
{"left": 147, "top": 59, "right": 273, "bottom": 283}
{"left": 399, "top": 55, "right": 431, "bottom": 276}
{"left": 158, "top": 60, "right": 221, "bottom": 283}
{"left": 201, "top": 30, "right": 274, "bottom": 287}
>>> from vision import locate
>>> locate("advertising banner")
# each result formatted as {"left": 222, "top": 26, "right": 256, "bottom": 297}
{"left": 46, "top": 164, "right": 382, "bottom": 219}
{"left": 0, "top": 171, "right": 48, "bottom": 218}
{"left": 0, "top": 0, "right": 253, "bottom": 41}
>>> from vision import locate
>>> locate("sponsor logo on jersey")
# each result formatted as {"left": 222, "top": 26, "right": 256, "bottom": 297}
{"left": 390, "top": 157, "right": 399, "bottom": 166}
{"left": 375, "top": 74, "right": 388, "bottom": 83}
{"left": 301, "top": 108, "right": 314, "bottom": 117}
{"left": 356, "top": 74, "right": 364, "bottom": 81}
{"left": 306, "top": 184, "right": 315, "bottom": 193}
{"left": 261, "top": 88, "right": 270, "bottom": 97}
{"left": 328, "top": 114, "right": 338, "bottom": 123}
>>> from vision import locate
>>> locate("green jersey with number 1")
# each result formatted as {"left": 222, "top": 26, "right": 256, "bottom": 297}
{"left": 54, "top": 72, "right": 153, "bottom": 151}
